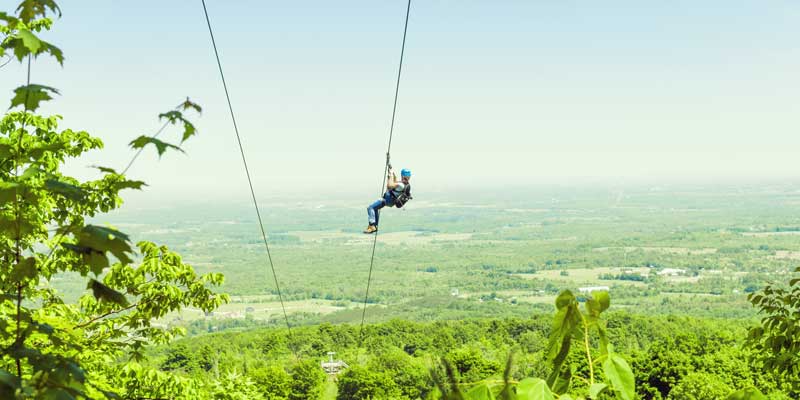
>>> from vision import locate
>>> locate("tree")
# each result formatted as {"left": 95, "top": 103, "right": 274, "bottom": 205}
{"left": 370, "top": 348, "right": 432, "bottom": 399}
{"left": 250, "top": 365, "right": 291, "bottom": 400}
{"left": 0, "top": 1, "right": 227, "bottom": 398}
{"left": 288, "top": 359, "right": 326, "bottom": 400}
{"left": 446, "top": 347, "right": 501, "bottom": 383}
{"left": 211, "top": 370, "right": 265, "bottom": 400}
{"left": 667, "top": 372, "right": 732, "bottom": 400}
{"left": 337, "top": 364, "right": 402, "bottom": 400}
{"left": 745, "top": 266, "right": 800, "bottom": 395}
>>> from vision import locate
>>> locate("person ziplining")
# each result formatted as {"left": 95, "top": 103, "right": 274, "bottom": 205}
{"left": 202, "top": 0, "right": 414, "bottom": 343}
{"left": 364, "top": 165, "right": 412, "bottom": 234}
{"left": 358, "top": 0, "right": 413, "bottom": 338}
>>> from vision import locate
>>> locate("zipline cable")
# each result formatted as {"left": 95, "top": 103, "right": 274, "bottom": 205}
{"left": 359, "top": 0, "right": 413, "bottom": 340}
{"left": 200, "top": 0, "right": 296, "bottom": 352}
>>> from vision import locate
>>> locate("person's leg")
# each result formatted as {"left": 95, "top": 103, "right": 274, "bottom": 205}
{"left": 367, "top": 198, "right": 386, "bottom": 226}
{"left": 384, "top": 191, "right": 396, "bottom": 208}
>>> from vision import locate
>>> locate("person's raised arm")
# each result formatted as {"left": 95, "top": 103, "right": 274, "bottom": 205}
{"left": 386, "top": 167, "right": 398, "bottom": 190}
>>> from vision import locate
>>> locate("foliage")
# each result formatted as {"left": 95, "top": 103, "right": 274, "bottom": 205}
{"left": 745, "top": 266, "right": 800, "bottom": 391}
{"left": 0, "top": 1, "right": 226, "bottom": 398}
{"left": 288, "top": 359, "right": 326, "bottom": 400}
{"left": 371, "top": 347, "right": 432, "bottom": 399}
{"left": 446, "top": 347, "right": 501, "bottom": 383}
{"left": 210, "top": 370, "right": 264, "bottom": 400}
{"left": 250, "top": 365, "right": 291, "bottom": 399}
{"left": 667, "top": 372, "right": 732, "bottom": 400}
{"left": 140, "top": 305, "right": 795, "bottom": 399}
{"left": 544, "top": 290, "right": 635, "bottom": 400}
{"left": 337, "top": 364, "right": 402, "bottom": 400}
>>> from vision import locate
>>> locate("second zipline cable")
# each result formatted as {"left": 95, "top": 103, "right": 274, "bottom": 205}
{"left": 200, "top": 0, "right": 296, "bottom": 355}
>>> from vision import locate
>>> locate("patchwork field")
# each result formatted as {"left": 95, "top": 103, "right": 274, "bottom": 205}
{"left": 76, "top": 184, "right": 800, "bottom": 329}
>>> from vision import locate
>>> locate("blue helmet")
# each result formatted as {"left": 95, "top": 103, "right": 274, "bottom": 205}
{"left": 400, "top": 169, "right": 411, "bottom": 177}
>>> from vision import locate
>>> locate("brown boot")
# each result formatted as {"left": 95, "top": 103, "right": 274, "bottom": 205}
{"left": 363, "top": 225, "right": 377, "bottom": 234}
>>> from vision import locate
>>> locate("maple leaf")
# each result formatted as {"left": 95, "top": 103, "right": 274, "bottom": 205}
{"left": 129, "top": 135, "right": 184, "bottom": 157}
{"left": 88, "top": 279, "right": 129, "bottom": 307}
{"left": 44, "top": 179, "right": 85, "bottom": 201}
{"left": 16, "top": 0, "right": 61, "bottom": 23}
{"left": 181, "top": 97, "right": 202, "bottom": 113}
{"left": 10, "top": 84, "right": 59, "bottom": 111}
{"left": 90, "top": 165, "right": 117, "bottom": 174}
{"left": 158, "top": 111, "right": 197, "bottom": 143}
{"left": 78, "top": 225, "right": 133, "bottom": 266}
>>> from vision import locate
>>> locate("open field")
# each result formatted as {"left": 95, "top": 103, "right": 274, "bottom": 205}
{"left": 515, "top": 267, "right": 650, "bottom": 286}
{"left": 65, "top": 184, "right": 800, "bottom": 329}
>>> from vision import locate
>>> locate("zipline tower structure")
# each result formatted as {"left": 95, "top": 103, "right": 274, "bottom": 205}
{"left": 321, "top": 351, "right": 349, "bottom": 375}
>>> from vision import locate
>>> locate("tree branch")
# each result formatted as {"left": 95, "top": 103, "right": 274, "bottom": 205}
{"left": 74, "top": 302, "right": 138, "bottom": 329}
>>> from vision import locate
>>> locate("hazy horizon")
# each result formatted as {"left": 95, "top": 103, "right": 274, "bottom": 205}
{"left": 2, "top": 1, "right": 799, "bottom": 207}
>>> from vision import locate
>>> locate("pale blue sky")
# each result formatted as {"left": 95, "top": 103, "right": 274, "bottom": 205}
{"left": 2, "top": 1, "right": 799, "bottom": 205}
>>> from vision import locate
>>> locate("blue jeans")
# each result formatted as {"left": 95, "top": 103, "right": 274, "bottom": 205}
{"left": 368, "top": 191, "right": 395, "bottom": 226}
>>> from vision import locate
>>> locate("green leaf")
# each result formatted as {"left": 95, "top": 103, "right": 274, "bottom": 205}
{"left": 727, "top": 387, "right": 767, "bottom": 400}
{"left": 10, "top": 257, "right": 36, "bottom": 281}
{"left": 596, "top": 321, "right": 609, "bottom": 357}
{"left": 179, "top": 120, "right": 196, "bottom": 143}
{"left": 593, "top": 291, "right": 610, "bottom": 313}
{"left": 77, "top": 225, "right": 133, "bottom": 265}
{"left": 0, "top": 369, "right": 20, "bottom": 399}
{"left": 585, "top": 298, "right": 601, "bottom": 317}
{"left": 181, "top": 97, "right": 202, "bottom": 113}
{"left": 555, "top": 290, "right": 576, "bottom": 310}
{"left": 589, "top": 383, "right": 608, "bottom": 399}
{"left": 16, "top": 0, "right": 61, "bottom": 22}
{"left": 0, "top": 143, "right": 12, "bottom": 159}
{"left": 159, "top": 110, "right": 181, "bottom": 122}
{"left": 602, "top": 353, "right": 635, "bottom": 400}
{"left": 17, "top": 29, "right": 42, "bottom": 53}
{"left": 39, "top": 39, "right": 64, "bottom": 65}
{"left": 88, "top": 279, "right": 129, "bottom": 307}
{"left": 91, "top": 165, "right": 118, "bottom": 174}
{"left": 33, "top": 322, "right": 54, "bottom": 335}
{"left": 790, "top": 278, "right": 799, "bottom": 287}
{"left": 20, "top": 165, "right": 43, "bottom": 180}
{"left": 0, "top": 181, "right": 20, "bottom": 203}
{"left": 61, "top": 243, "right": 91, "bottom": 255}
{"left": 0, "top": 214, "right": 36, "bottom": 238}
{"left": 465, "top": 383, "right": 495, "bottom": 400}
{"left": 159, "top": 110, "right": 197, "bottom": 143}
{"left": 129, "top": 135, "right": 184, "bottom": 157}
{"left": 547, "top": 290, "right": 580, "bottom": 389}
{"left": 549, "top": 368, "right": 571, "bottom": 395}
{"left": 86, "top": 251, "right": 110, "bottom": 276}
{"left": 39, "top": 387, "right": 77, "bottom": 400}
{"left": 10, "top": 84, "right": 60, "bottom": 111}
{"left": 516, "top": 378, "right": 554, "bottom": 400}
{"left": 62, "top": 243, "right": 110, "bottom": 275}
{"left": 112, "top": 179, "right": 146, "bottom": 191}
{"left": 45, "top": 179, "right": 85, "bottom": 201}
